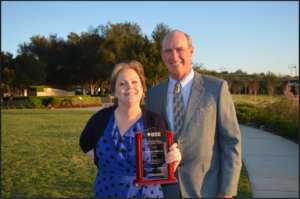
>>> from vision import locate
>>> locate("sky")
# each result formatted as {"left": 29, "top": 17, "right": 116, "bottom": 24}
{"left": 1, "top": 1, "right": 299, "bottom": 77}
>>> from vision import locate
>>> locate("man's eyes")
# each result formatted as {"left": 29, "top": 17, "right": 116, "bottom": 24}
{"left": 164, "top": 49, "right": 183, "bottom": 53}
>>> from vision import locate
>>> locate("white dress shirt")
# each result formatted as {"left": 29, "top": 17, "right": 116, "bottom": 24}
{"left": 166, "top": 69, "right": 195, "bottom": 132}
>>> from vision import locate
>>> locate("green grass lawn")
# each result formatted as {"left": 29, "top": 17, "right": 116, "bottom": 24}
{"left": 234, "top": 162, "right": 252, "bottom": 198}
{"left": 231, "top": 94, "right": 283, "bottom": 105}
{"left": 1, "top": 110, "right": 252, "bottom": 198}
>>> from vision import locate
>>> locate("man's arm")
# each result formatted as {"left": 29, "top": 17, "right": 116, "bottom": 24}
{"left": 217, "top": 81, "right": 242, "bottom": 197}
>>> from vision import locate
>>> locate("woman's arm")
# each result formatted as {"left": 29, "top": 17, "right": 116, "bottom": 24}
{"left": 86, "top": 149, "right": 94, "bottom": 160}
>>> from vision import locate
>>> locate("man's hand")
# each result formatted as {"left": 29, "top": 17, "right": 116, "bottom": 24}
{"left": 164, "top": 142, "right": 182, "bottom": 171}
{"left": 217, "top": 193, "right": 232, "bottom": 198}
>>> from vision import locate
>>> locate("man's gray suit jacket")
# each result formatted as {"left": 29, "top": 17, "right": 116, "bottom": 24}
{"left": 145, "top": 71, "right": 242, "bottom": 198}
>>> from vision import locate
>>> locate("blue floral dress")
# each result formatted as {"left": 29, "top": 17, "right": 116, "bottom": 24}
{"left": 94, "top": 114, "right": 164, "bottom": 198}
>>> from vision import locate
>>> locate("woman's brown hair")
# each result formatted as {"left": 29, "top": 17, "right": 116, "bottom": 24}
{"left": 110, "top": 60, "right": 147, "bottom": 106}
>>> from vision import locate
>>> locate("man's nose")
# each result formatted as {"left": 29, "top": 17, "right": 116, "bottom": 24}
{"left": 171, "top": 51, "right": 179, "bottom": 60}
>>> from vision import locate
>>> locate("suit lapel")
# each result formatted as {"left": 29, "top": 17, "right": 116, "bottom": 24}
{"left": 179, "top": 72, "right": 205, "bottom": 139}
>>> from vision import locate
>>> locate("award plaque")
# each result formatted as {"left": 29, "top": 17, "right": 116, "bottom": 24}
{"left": 133, "top": 127, "right": 178, "bottom": 186}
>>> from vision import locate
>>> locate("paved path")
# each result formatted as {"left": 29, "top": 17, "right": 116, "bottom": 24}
{"left": 240, "top": 124, "right": 299, "bottom": 198}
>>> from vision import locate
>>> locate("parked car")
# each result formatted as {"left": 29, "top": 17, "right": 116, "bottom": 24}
{"left": 74, "top": 89, "right": 83, "bottom": 95}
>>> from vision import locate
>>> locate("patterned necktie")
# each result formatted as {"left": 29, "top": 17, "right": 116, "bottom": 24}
{"left": 173, "top": 82, "right": 185, "bottom": 139}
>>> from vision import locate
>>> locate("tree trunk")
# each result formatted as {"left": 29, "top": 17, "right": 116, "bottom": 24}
{"left": 6, "top": 93, "right": 15, "bottom": 107}
{"left": 82, "top": 83, "right": 86, "bottom": 95}
{"left": 95, "top": 85, "right": 99, "bottom": 95}
{"left": 90, "top": 81, "right": 94, "bottom": 95}
{"left": 254, "top": 92, "right": 257, "bottom": 106}
{"left": 100, "top": 82, "right": 105, "bottom": 95}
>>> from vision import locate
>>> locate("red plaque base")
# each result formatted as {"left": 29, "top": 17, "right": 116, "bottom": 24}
{"left": 133, "top": 178, "right": 178, "bottom": 186}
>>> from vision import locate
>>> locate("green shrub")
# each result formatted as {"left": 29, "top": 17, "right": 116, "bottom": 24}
{"left": 29, "top": 85, "right": 74, "bottom": 91}
{"left": 235, "top": 102, "right": 256, "bottom": 109}
{"left": 38, "top": 97, "right": 49, "bottom": 106}
{"left": 235, "top": 99, "right": 299, "bottom": 140}
{"left": 61, "top": 98, "right": 72, "bottom": 105}
{"left": 265, "top": 116, "right": 298, "bottom": 140}
{"left": 71, "top": 97, "right": 96, "bottom": 105}
{"left": 235, "top": 106, "right": 261, "bottom": 123}
{"left": 27, "top": 105, "right": 34, "bottom": 109}
{"left": 3, "top": 96, "right": 30, "bottom": 101}
{"left": 28, "top": 97, "right": 42, "bottom": 108}
{"left": 95, "top": 97, "right": 101, "bottom": 104}
{"left": 93, "top": 94, "right": 111, "bottom": 97}
{"left": 19, "top": 105, "right": 26, "bottom": 109}
{"left": 263, "top": 98, "right": 299, "bottom": 124}
{"left": 259, "top": 88, "right": 265, "bottom": 94}
{"left": 47, "top": 97, "right": 61, "bottom": 106}
{"left": 250, "top": 113, "right": 269, "bottom": 128}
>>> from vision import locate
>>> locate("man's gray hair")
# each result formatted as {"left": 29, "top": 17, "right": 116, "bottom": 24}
{"left": 160, "top": 30, "right": 193, "bottom": 52}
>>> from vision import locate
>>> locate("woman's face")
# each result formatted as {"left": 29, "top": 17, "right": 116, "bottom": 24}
{"left": 114, "top": 69, "right": 143, "bottom": 106}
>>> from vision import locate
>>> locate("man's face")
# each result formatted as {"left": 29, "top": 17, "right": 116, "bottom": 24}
{"left": 161, "top": 31, "right": 194, "bottom": 81}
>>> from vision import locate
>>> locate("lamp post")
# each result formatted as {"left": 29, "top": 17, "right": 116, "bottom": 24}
{"left": 293, "top": 65, "right": 297, "bottom": 77}
{"left": 220, "top": 67, "right": 225, "bottom": 73}
{"left": 288, "top": 65, "right": 293, "bottom": 77}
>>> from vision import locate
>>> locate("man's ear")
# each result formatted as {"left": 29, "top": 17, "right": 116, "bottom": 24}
{"left": 189, "top": 46, "right": 194, "bottom": 58}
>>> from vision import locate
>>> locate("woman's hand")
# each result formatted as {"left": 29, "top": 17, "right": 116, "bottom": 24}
{"left": 164, "top": 142, "right": 182, "bottom": 172}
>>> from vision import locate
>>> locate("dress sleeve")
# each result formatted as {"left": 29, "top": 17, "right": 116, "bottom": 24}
{"left": 79, "top": 114, "right": 96, "bottom": 153}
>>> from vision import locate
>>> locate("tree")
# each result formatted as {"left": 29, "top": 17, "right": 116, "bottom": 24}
{"left": 248, "top": 79, "right": 254, "bottom": 96}
{"left": 253, "top": 80, "right": 260, "bottom": 105}
{"left": 96, "top": 22, "right": 147, "bottom": 93}
{"left": 1, "top": 51, "right": 14, "bottom": 100}
{"left": 2, "top": 51, "right": 46, "bottom": 106}
{"left": 265, "top": 72, "right": 284, "bottom": 103}
{"left": 17, "top": 34, "right": 66, "bottom": 85}
{"left": 192, "top": 62, "right": 207, "bottom": 75}
{"left": 231, "top": 79, "right": 239, "bottom": 95}
{"left": 233, "top": 69, "right": 248, "bottom": 76}
{"left": 144, "top": 22, "right": 171, "bottom": 87}
{"left": 243, "top": 79, "right": 249, "bottom": 95}
{"left": 225, "top": 77, "right": 235, "bottom": 93}
{"left": 236, "top": 79, "right": 243, "bottom": 101}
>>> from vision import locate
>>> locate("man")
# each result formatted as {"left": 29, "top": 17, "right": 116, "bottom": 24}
{"left": 145, "top": 30, "right": 242, "bottom": 198}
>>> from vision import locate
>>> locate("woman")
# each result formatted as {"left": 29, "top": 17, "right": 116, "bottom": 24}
{"left": 80, "top": 60, "right": 181, "bottom": 198}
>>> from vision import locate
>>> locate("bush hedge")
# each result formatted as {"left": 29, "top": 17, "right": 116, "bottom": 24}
{"left": 3, "top": 95, "right": 92, "bottom": 101}
{"left": 2, "top": 95, "right": 102, "bottom": 107}
{"left": 235, "top": 98, "right": 299, "bottom": 140}
{"left": 71, "top": 97, "right": 101, "bottom": 105}
{"left": 28, "top": 97, "right": 43, "bottom": 108}
{"left": 28, "top": 85, "right": 74, "bottom": 92}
